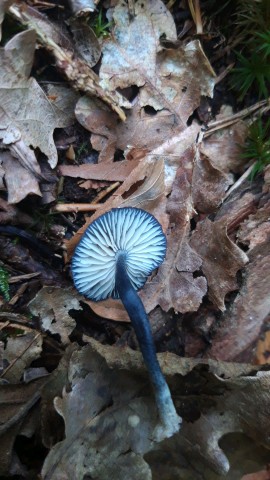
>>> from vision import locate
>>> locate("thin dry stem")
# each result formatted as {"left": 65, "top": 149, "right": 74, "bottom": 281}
{"left": 52, "top": 203, "right": 104, "bottom": 213}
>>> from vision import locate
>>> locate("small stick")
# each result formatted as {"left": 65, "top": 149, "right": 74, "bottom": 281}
{"left": 9, "top": 272, "right": 41, "bottom": 283}
{"left": 223, "top": 163, "right": 254, "bottom": 201}
{"left": 1, "top": 332, "right": 42, "bottom": 378}
{"left": 52, "top": 203, "right": 104, "bottom": 213}
{"left": 92, "top": 182, "right": 121, "bottom": 204}
{"left": 9, "top": 282, "right": 29, "bottom": 306}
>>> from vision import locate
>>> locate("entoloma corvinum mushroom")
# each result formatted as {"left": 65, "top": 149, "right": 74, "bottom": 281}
{"left": 72, "top": 207, "right": 181, "bottom": 437}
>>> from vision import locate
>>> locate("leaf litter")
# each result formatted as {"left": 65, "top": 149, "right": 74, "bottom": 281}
{"left": 0, "top": 0, "right": 269, "bottom": 479}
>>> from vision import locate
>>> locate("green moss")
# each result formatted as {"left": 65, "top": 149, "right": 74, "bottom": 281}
{"left": 242, "top": 117, "right": 270, "bottom": 180}
{"left": 0, "top": 266, "right": 10, "bottom": 301}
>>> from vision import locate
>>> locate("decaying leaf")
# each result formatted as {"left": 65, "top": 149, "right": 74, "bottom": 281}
{"left": 76, "top": 42, "right": 215, "bottom": 163}
{"left": 237, "top": 196, "right": 270, "bottom": 250}
{"left": 1, "top": 150, "right": 41, "bottom": 204}
{"left": 201, "top": 119, "right": 248, "bottom": 173}
{"left": 100, "top": 2, "right": 214, "bottom": 120}
{"left": 68, "top": 17, "right": 101, "bottom": 67}
{"left": 100, "top": 0, "right": 177, "bottom": 94}
{"left": 241, "top": 469, "right": 270, "bottom": 480}
{"left": 2, "top": 326, "right": 43, "bottom": 383}
{"left": 0, "top": 377, "right": 47, "bottom": 477}
{"left": 58, "top": 159, "right": 139, "bottom": 182}
{"left": 42, "top": 344, "right": 156, "bottom": 480}
{"left": 205, "top": 241, "right": 270, "bottom": 361}
{"left": 141, "top": 148, "right": 207, "bottom": 315}
{"left": 41, "top": 338, "right": 270, "bottom": 479}
{"left": 190, "top": 217, "right": 248, "bottom": 311}
{"left": 29, "top": 287, "right": 82, "bottom": 345}
{"left": 192, "top": 150, "right": 233, "bottom": 213}
{"left": 0, "top": 30, "right": 77, "bottom": 169}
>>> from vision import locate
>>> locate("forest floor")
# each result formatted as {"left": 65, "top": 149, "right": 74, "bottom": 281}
{"left": 0, "top": 1, "right": 270, "bottom": 479}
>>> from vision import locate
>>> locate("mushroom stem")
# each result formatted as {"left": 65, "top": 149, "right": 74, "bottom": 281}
{"left": 116, "top": 252, "right": 179, "bottom": 430}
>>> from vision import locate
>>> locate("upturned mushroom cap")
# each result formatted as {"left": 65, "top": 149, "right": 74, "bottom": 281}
{"left": 72, "top": 207, "right": 166, "bottom": 301}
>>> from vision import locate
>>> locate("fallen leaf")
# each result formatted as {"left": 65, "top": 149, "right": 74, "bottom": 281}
{"left": 100, "top": 0, "right": 177, "bottom": 96}
{"left": 190, "top": 217, "right": 248, "bottom": 311}
{"left": 0, "top": 30, "right": 77, "bottom": 169}
{"left": 205, "top": 241, "right": 270, "bottom": 361}
{"left": 0, "top": 377, "right": 47, "bottom": 476}
{"left": 42, "top": 345, "right": 158, "bottom": 480}
{"left": 3, "top": 327, "right": 42, "bottom": 383}
{"left": 68, "top": 17, "right": 101, "bottom": 67}
{"left": 100, "top": 2, "right": 214, "bottom": 122}
{"left": 41, "top": 344, "right": 77, "bottom": 449}
{"left": 142, "top": 148, "right": 207, "bottom": 315}
{"left": 201, "top": 119, "right": 248, "bottom": 173}
{"left": 58, "top": 159, "right": 139, "bottom": 182}
{"left": 29, "top": 287, "right": 82, "bottom": 345}
{"left": 237, "top": 197, "right": 270, "bottom": 250}
{"left": 1, "top": 151, "right": 41, "bottom": 203}
{"left": 41, "top": 338, "right": 270, "bottom": 479}
{"left": 241, "top": 469, "right": 270, "bottom": 480}
{"left": 192, "top": 150, "right": 233, "bottom": 213}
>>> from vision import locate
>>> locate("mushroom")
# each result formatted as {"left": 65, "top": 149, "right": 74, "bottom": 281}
{"left": 72, "top": 207, "right": 181, "bottom": 437}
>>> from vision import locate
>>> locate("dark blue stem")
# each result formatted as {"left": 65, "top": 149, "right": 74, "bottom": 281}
{"left": 115, "top": 253, "right": 177, "bottom": 425}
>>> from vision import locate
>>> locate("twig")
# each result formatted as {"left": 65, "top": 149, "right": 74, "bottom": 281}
{"left": 0, "top": 332, "right": 42, "bottom": 379}
{"left": 223, "top": 164, "right": 254, "bottom": 201}
{"left": 8, "top": 272, "right": 41, "bottom": 283}
{"left": 205, "top": 99, "right": 270, "bottom": 136}
{"left": 0, "top": 320, "right": 10, "bottom": 331}
{"left": 214, "top": 63, "right": 234, "bottom": 85}
{"left": 52, "top": 203, "right": 104, "bottom": 213}
{"left": 92, "top": 182, "right": 121, "bottom": 204}
{"left": 9, "top": 282, "right": 29, "bottom": 306}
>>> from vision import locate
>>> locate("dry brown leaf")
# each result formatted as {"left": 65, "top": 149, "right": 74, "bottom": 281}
{"left": 58, "top": 159, "right": 139, "bottom": 182}
{"left": 68, "top": 17, "right": 101, "bottom": 67}
{"left": 190, "top": 217, "right": 248, "bottom": 311}
{"left": 75, "top": 94, "right": 178, "bottom": 163}
{"left": 42, "top": 345, "right": 158, "bottom": 480}
{"left": 41, "top": 339, "right": 270, "bottom": 479}
{"left": 100, "top": 0, "right": 177, "bottom": 96}
{"left": 76, "top": 38, "right": 215, "bottom": 162}
{"left": 2, "top": 327, "right": 43, "bottom": 383}
{"left": 0, "top": 377, "right": 47, "bottom": 477}
{"left": 141, "top": 148, "right": 207, "bottom": 315}
{"left": 237, "top": 197, "right": 270, "bottom": 250}
{"left": 0, "top": 30, "right": 77, "bottom": 169}
{"left": 205, "top": 241, "right": 270, "bottom": 361}
{"left": 201, "top": 119, "right": 248, "bottom": 173}
{"left": 198, "top": 182, "right": 270, "bottom": 362}
{"left": 192, "top": 150, "right": 233, "bottom": 213}
{"left": 241, "top": 469, "right": 270, "bottom": 480}
{"left": 79, "top": 179, "right": 111, "bottom": 190}
{"left": 9, "top": 3, "right": 128, "bottom": 121}
{"left": 1, "top": 151, "right": 41, "bottom": 203}
{"left": 100, "top": 2, "right": 214, "bottom": 122}
{"left": 29, "top": 287, "right": 82, "bottom": 345}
